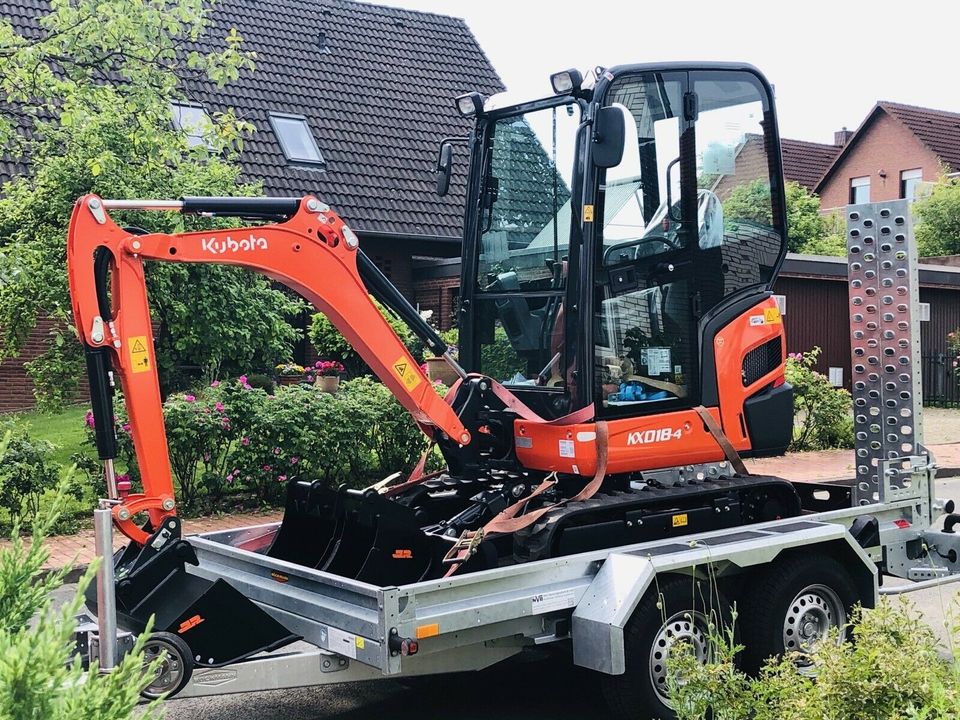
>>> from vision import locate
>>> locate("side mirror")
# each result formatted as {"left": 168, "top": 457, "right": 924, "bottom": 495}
{"left": 592, "top": 106, "right": 626, "bottom": 169}
{"left": 435, "top": 142, "right": 454, "bottom": 196}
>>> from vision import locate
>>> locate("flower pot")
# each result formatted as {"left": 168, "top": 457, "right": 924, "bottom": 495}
{"left": 424, "top": 357, "right": 459, "bottom": 386}
{"left": 277, "top": 374, "right": 304, "bottom": 387}
{"left": 316, "top": 375, "right": 340, "bottom": 394}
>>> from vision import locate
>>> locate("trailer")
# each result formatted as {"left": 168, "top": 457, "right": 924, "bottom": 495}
{"left": 73, "top": 198, "right": 960, "bottom": 719}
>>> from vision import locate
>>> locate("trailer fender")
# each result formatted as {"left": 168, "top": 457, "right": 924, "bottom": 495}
{"left": 571, "top": 553, "right": 655, "bottom": 675}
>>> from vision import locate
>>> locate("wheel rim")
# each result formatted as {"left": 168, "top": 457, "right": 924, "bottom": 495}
{"left": 782, "top": 583, "right": 846, "bottom": 671}
{"left": 649, "top": 610, "right": 710, "bottom": 705}
{"left": 142, "top": 638, "right": 186, "bottom": 697}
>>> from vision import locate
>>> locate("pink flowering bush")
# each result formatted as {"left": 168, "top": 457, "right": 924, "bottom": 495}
{"left": 231, "top": 384, "right": 373, "bottom": 502}
{"left": 785, "top": 347, "right": 853, "bottom": 451}
{"left": 82, "top": 372, "right": 448, "bottom": 512}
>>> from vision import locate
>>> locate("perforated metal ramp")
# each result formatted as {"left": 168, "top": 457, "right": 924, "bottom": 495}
{"left": 846, "top": 200, "right": 924, "bottom": 506}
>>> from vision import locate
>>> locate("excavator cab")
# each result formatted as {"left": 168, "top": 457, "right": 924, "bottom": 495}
{"left": 456, "top": 65, "right": 792, "bottom": 452}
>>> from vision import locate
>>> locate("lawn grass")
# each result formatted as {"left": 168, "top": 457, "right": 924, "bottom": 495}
{"left": 15, "top": 405, "right": 89, "bottom": 467}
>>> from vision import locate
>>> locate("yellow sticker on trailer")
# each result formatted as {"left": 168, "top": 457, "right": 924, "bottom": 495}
{"left": 672, "top": 513, "right": 688, "bottom": 528}
{"left": 393, "top": 356, "right": 422, "bottom": 391}
{"left": 583, "top": 204, "right": 594, "bottom": 222}
{"left": 128, "top": 336, "right": 150, "bottom": 374}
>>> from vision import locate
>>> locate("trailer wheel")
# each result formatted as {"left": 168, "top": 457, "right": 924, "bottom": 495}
{"left": 140, "top": 632, "right": 194, "bottom": 699}
{"left": 601, "top": 575, "right": 733, "bottom": 720}
{"left": 739, "top": 553, "right": 859, "bottom": 674}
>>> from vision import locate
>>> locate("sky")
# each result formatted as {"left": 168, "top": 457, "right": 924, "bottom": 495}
{"left": 375, "top": 0, "right": 958, "bottom": 145}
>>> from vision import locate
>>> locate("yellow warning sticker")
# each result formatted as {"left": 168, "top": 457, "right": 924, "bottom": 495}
{"left": 583, "top": 204, "right": 594, "bottom": 222}
{"left": 355, "top": 636, "right": 365, "bottom": 650}
{"left": 393, "top": 356, "right": 422, "bottom": 392}
{"left": 763, "top": 307, "right": 782, "bottom": 324}
{"left": 128, "top": 336, "right": 150, "bottom": 374}
{"left": 672, "top": 513, "right": 688, "bottom": 528}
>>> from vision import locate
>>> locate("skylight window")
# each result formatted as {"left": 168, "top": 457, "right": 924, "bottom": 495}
{"left": 170, "top": 102, "right": 213, "bottom": 148}
{"left": 269, "top": 112, "right": 325, "bottom": 166}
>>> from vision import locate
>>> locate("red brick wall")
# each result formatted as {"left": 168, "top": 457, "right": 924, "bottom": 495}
{"left": 413, "top": 277, "right": 459, "bottom": 330}
{"left": 0, "top": 318, "right": 89, "bottom": 412}
{"left": 818, "top": 112, "right": 942, "bottom": 210}
{"left": 713, "top": 135, "right": 769, "bottom": 200}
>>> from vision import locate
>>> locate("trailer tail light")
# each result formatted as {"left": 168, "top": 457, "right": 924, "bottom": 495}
{"left": 389, "top": 634, "right": 419, "bottom": 656}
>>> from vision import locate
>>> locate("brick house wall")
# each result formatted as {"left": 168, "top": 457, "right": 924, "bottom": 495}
{"left": 713, "top": 135, "right": 768, "bottom": 200}
{"left": 0, "top": 317, "right": 89, "bottom": 412}
{"left": 818, "top": 111, "right": 941, "bottom": 210}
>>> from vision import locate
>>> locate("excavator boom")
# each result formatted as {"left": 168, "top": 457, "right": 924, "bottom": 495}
{"left": 68, "top": 194, "right": 469, "bottom": 544}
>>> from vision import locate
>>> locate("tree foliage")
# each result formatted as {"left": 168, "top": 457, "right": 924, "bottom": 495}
{"left": 914, "top": 175, "right": 960, "bottom": 257}
{"left": 0, "top": 0, "right": 303, "bottom": 407}
{"left": 723, "top": 179, "right": 845, "bottom": 255}
{"left": 0, "top": 460, "right": 161, "bottom": 720}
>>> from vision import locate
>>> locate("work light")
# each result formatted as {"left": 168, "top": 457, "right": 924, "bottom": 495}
{"left": 455, "top": 92, "right": 484, "bottom": 117}
{"left": 550, "top": 68, "right": 583, "bottom": 95}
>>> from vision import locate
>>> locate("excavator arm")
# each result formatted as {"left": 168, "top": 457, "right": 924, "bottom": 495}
{"left": 67, "top": 194, "right": 469, "bottom": 544}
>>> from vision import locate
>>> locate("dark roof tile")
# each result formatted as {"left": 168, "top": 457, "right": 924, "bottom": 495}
{"left": 879, "top": 101, "right": 960, "bottom": 172}
{"left": 0, "top": 0, "right": 505, "bottom": 241}
{"left": 780, "top": 138, "right": 841, "bottom": 191}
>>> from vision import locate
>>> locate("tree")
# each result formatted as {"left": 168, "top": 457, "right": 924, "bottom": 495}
{"left": 723, "top": 179, "right": 845, "bottom": 255}
{"left": 0, "top": 0, "right": 304, "bottom": 408}
{"left": 914, "top": 175, "right": 960, "bottom": 256}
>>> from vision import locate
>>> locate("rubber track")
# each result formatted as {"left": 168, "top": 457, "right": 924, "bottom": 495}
{"left": 513, "top": 474, "right": 798, "bottom": 562}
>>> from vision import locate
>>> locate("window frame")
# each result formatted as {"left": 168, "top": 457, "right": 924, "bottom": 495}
{"left": 900, "top": 168, "right": 923, "bottom": 200}
{"left": 268, "top": 111, "right": 326, "bottom": 167}
{"left": 850, "top": 175, "right": 871, "bottom": 204}
{"left": 170, "top": 101, "right": 213, "bottom": 148}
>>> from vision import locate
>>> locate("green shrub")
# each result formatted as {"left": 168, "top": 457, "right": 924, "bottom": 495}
{"left": 481, "top": 326, "right": 524, "bottom": 382}
{"left": 0, "top": 419, "right": 65, "bottom": 525}
{"left": 0, "top": 477, "right": 161, "bottom": 719}
{"left": 231, "top": 384, "right": 375, "bottom": 502}
{"left": 340, "top": 377, "right": 432, "bottom": 475}
{"left": 308, "top": 298, "right": 420, "bottom": 377}
{"left": 785, "top": 347, "right": 854, "bottom": 451}
{"left": 668, "top": 598, "right": 960, "bottom": 720}
{"left": 246, "top": 372, "right": 276, "bottom": 394}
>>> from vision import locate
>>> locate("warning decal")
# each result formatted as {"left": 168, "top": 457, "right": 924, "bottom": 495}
{"left": 393, "top": 356, "right": 422, "bottom": 392}
{"left": 129, "top": 336, "right": 150, "bottom": 374}
{"left": 763, "top": 307, "right": 782, "bottom": 324}
{"left": 583, "top": 204, "right": 594, "bottom": 222}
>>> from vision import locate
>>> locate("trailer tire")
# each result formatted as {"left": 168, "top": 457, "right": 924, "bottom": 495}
{"left": 600, "top": 574, "right": 733, "bottom": 720}
{"left": 738, "top": 552, "right": 859, "bottom": 674}
{"left": 140, "top": 632, "right": 194, "bottom": 699}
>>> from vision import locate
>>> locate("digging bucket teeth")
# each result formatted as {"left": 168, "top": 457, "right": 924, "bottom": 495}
{"left": 87, "top": 517, "right": 299, "bottom": 667}
{"left": 269, "top": 480, "right": 449, "bottom": 585}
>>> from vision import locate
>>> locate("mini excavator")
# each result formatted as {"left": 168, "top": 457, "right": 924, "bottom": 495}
{"left": 70, "top": 63, "right": 802, "bottom": 665}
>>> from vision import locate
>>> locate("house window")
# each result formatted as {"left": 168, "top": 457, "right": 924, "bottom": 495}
{"left": 900, "top": 168, "right": 923, "bottom": 200}
{"left": 268, "top": 112, "right": 325, "bottom": 166}
{"left": 170, "top": 102, "right": 212, "bottom": 147}
{"left": 849, "top": 176, "right": 871, "bottom": 204}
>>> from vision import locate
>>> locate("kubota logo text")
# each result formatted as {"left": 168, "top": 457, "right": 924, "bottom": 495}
{"left": 201, "top": 233, "right": 268, "bottom": 254}
{"left": 627, "top": 427, "right": 683, "bottom": 445}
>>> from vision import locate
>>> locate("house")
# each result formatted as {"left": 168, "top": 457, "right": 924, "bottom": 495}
{"left": 712, "top": 134, "right": 843, "bottom": 199}
{"left": 0, "top": 0, "right": 504, "bottom": 410}
{"left": 816, "top": 102, "right": 960, "bottom": 211}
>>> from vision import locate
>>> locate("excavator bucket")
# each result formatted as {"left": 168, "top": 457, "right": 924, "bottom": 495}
{"left": 268, "top": 480, "right": 445, "bottom": 585}
{"left": 88, "top": 518, "right": 299, "bottom": 667}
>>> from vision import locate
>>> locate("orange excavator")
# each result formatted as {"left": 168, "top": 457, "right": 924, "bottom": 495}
{"left": 70, "top": 63, "right": 802, "bottom": 665}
